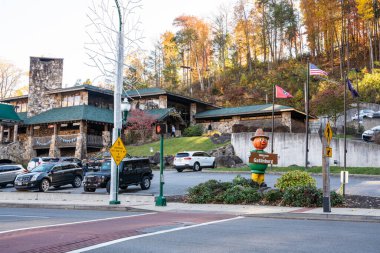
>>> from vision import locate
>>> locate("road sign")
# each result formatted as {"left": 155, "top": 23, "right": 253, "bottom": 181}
{"left": 109, "top": 137, "right": 127, "bottom": 166}
{"left": 325, "top": 147, "right": 332, "bottom": 157}
{"left": 324, "top": 122, "right": 333, "bottom": 146}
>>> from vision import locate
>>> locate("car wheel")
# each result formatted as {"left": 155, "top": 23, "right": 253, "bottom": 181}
{"left": 120, "top": 185, "right": 128, "bottom": 190}
{"left": 193, "top": 162, "right": 201, "bottom": 171}
{"left": 176, "top": 168, "right": 183, "bottom": 172}
{"left": 72, "top": 176, "right": 82, "bottom": 188}
{"left": 140, "top": 176, "right": 151, "bottom": 190}
{"left": 0, "top": 183, "right": 7, "bottom": 188}
{"left": 39, "top": 179, "right": 50, "bottom": 192}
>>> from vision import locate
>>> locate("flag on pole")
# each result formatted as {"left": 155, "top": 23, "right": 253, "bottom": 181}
{"left": 275, "top": 85, "right": 293, "bottom": 98}
{"left": 310, "top": 63, "right": 328, "bottom": 76}
{"left": 347, "top": 79, "right": 359, "bottom": 98}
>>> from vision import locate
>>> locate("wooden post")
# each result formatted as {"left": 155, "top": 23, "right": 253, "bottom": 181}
{"left": 0, "top": 125, "right": 4, "bottom": 143}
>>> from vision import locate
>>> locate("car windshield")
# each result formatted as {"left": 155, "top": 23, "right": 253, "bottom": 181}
{"left": 100, "top": 161, "right": 111, "bottom": 171}
{"left": 371, "top": 126, "right": 380, "bottom": 131}
{"left": 176, "top": 153, "right": 190, "bottom": 158}
{"left": 32, "top": 164, "right": 54, "bottom": 173}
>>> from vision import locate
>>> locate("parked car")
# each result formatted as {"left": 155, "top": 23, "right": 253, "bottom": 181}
{"left": 173, "top": 151, "right": 216, "bottom": 172}
{"left": 14, "top": 163, "right": 83, "bottom": 192}
{"left": 83, "top": 158, "right": 153, "bottom": 193}
{"left": 56, "top": 157, "right": 82, "bottom": 167}
{"left": 0, "top": 164, "right": 28, "bottom": 188}
{"left": 372, "top": 111, "right": 380, "bottom": 118}
{"left": 27, "top": 157, "right": 58, "bottom": 171}
{"left": 362, "top": 125, "right": 380, "bottom": 142}
{"left": 351, "top": 109, "right": 375, "bottom": 121}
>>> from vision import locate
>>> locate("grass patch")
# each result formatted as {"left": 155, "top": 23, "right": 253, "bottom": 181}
{"left": 126, "top": 136, "right": 230, "bottom": 156}
{"left": 212, "top": 166, "right": 380, "bottom": 175}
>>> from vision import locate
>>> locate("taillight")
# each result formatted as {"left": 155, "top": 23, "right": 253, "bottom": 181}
{"left": 184, "top": 157, "right": 192, "bottom": 160}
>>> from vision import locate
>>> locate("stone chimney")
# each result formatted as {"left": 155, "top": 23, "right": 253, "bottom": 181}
{"left": 27, "top": 57, "right": 63, "bottom": 117}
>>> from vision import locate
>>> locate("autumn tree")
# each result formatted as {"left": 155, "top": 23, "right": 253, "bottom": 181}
{"left": 125, "top": 109, "right": 156, "bottom": 142}
{"left": 0, "top": 61, "right": 23, "bottom": 99}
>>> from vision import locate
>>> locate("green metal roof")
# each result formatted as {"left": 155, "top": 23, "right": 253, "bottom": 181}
{"left": 23, "top": 105, "right": 113, "bottom": 125}
{"left": 145, "top": 108, "right": 172, "bottom": 121}
{"left": 17, "top": 112, "right": 28, "bottom": 121}
{"left": 0, "top": 103, "right": 21, "bottom": 122}
{"left": 194, "top": 104, "right": 296, "bottom": 119}
{"left": 125, "top": 88, "right": 166, "bottom": 97}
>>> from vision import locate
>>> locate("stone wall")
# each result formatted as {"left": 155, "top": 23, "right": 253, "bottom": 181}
{"left": 0, "top": 142, "right": 28, "bottom": 164}
{"left": 232, "top": 132, "right": 380, "bottom": 167}
{"left": 27, "top": 57, "right": 63, "bottom": 117}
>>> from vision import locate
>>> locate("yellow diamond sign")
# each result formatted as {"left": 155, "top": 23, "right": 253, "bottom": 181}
{"left": 324, "top": 122, "right": 333, "bottom": 146}
{"left": 109, "top": 137, "right": 127, "bottom": 166}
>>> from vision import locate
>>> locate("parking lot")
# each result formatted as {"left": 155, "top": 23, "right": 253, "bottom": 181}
{"left": 1, "top": 170, "right": 379, "bottom": 197}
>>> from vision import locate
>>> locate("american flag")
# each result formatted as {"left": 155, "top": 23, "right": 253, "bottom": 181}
{"left": 309, "top": 63, "right": 328, "bottom": 76}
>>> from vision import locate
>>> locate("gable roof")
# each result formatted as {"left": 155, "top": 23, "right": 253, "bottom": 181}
{"left": 145, "top": 108, "right": 173, "bottom": 121}
{"left": 0, "top": 103, "right": 21, "bottom": 122}
{"left": 194, "top": 104, "right": 306, "bottom": 119}
{"left": 22, "top": 105, "right": 113, "bottom": 125}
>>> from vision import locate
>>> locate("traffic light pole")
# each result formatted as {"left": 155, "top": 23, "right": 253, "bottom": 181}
{"left": 155, "top": 133, "right": 166, "bottom": 206}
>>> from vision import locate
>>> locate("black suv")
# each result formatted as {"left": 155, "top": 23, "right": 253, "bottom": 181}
{"left": 83, "top": 158, "right": 153, "bottom": 193}
{"left": 14, "top": 163, "right": 83, "bottom": 192}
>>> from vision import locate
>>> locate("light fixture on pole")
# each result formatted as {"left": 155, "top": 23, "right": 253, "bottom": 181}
{"left": 121, "top": 98, "right": 131, "bottom": 125}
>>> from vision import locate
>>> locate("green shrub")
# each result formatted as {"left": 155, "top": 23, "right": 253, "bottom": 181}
{"left": 183, "top": 125, "right": 203, "bottom": 137}
{"left": 222, "top": 185, "right": 261, "bottom": 204}
{"left": 187, "top": 180, "right": 231, "bottom": 203}
{"left": 232, "top": 175, "right": 254, "bottom": 187}
{"left": 275, "top": 170, "right": 316, "bottom": 191}
{"left": 330, "top": 191, "right": 344, "bottom": 206}
{"left": 263, "top": 189, "right": 284, "bottom": 203}
{"left": 282, "top": 186, "right": 322, "bottom": 207}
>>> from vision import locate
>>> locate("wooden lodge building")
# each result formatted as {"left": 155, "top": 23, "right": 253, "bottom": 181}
{"left": 0, "top": 57, "right": 309, "bottom": 161}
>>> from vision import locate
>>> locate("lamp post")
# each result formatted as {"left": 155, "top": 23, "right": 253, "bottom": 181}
{"left": 109, "top": 0, "right": 124, "bottom": 205}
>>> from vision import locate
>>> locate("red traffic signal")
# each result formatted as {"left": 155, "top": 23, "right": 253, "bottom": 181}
{"left": 155, "top": 124, "right": 167, "bottom": 135}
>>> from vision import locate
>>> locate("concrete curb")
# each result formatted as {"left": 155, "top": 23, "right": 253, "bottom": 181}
{"left": 246, "top": 212, "right": 380, "bottom": 223}
{"left": 0, "top": 202, "right": 148, "bottom": 212}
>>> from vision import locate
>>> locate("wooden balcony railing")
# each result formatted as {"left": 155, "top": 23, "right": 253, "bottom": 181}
{"left": 32, "top": 136, "right": 52, "bottom": 149}
{"left": 57, "top": 135, "right": 78, "bottom": 148}
{"left": 87, "top": 135, "right": 103, "bottom": 147}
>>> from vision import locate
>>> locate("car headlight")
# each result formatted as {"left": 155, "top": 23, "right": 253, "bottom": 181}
{"left": 31, "top": 174, "right": 39, "bottom": 181}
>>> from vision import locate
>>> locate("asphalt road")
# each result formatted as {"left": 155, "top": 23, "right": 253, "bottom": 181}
{"left": 0, "top": 207, "right": 379, "bottom": 253}
{"left": 1, "top": 171, "right": 379, "bottom": 197}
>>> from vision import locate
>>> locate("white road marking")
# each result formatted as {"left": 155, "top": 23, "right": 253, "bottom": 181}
{"left": 0, "top": 212, "right": 156, "bottom": 235}
{"left": 0, "top": 214, "right": 50, "bottom": 219}
{"left": 66, "top": 216, "right": 245, "bottom": 253}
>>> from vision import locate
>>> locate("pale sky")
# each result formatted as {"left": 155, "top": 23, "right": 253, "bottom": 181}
{"left": 0, "top": 0, "right": 235, "bottom": 88}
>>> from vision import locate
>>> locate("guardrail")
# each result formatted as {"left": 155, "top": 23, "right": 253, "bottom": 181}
{"left": 87, "top": 135, "right": 103, "bottom": 147}
{"left": 32, "top": 136, "right": 52, "bottom": 149}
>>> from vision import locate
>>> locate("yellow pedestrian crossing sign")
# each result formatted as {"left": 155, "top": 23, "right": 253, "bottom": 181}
{"left": 325, "top": 147, "right": 332, "bottom": 157}
{"left": 109, "top": 137, "right": 127, "bottom": 166}
{"left": 324, "top": 122, "right": 333, "bottom": 146}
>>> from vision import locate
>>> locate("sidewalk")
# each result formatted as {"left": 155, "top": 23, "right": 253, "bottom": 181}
{"left": 0, "top": 192, "right": 379, "bottom": 222}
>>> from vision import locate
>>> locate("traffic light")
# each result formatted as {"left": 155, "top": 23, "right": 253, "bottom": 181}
{"left": 155, "top": 124, "right": 167, "bottom": 135}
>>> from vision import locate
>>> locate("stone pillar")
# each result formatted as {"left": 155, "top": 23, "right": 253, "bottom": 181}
{"left": 75, "top": 121, "right": 87, "bottom": 159}
{"left": 190, "top": 103, "right": 197, "bottom": 125}
{"left": 49, "top": 124, "right": 60, "bottom": 157}
{"left": 26, "top": 128, "right": 36, "bottom": 160}
{"left": 0, "top": 125, "right": 3, "bottom": 143}
{"left": 102, "top": 131, "right": 111, "bottom": 151}
{"left": 13, "top": 125, "right": 19, "bottom": 142}
{"left": 158, "top": 95, "right": 167, "bottom": 109}
{"left": 281, "top": 111, "right": 292, "bottom": 132}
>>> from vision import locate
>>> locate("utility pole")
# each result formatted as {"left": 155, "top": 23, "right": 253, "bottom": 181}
{"left": 110, "top": 0, "right": 123, "bottom": 205}
{"left": 305, "top": 59, "right": 310, "bottom": 170}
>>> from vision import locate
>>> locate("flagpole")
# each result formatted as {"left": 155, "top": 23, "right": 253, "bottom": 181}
{"left": 344, "top": 72, "right": 347, "bottom": 170}
{"left": 305, "top": 59, "right": 310, "bottom": 170}
{"left": 271, "top": 84, "right": 275, "bottom": 153}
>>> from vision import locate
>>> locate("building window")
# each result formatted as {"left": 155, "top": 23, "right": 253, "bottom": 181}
{"left": 62, "top": 94, "right": 81, "bottom": 107}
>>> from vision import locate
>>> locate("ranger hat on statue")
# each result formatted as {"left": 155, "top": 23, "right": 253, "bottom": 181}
{"left": 250, "top": 128, "right": 269, "bottom": 141}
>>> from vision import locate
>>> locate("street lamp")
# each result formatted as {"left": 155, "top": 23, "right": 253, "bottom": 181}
{"left": 121, "top": 98, "right": 131, "bottom": 125}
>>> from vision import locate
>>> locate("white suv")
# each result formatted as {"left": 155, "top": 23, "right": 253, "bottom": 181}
{"left": 27, "top": 157, "right": 58, "bottom": 171}
{"left": 173, "top": 151, "right": 216, "bottom": 172}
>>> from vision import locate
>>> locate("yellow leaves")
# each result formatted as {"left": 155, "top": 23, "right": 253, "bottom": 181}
{"left": 356, "top": 0, "right": 374, "bottom": 20}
